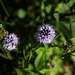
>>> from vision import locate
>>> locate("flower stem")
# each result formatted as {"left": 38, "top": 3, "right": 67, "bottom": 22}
{"left": 0, "top": 0, "right": 10, "bottom": 17}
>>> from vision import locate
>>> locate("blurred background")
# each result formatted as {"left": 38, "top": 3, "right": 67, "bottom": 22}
{"left": 0, "top": 0, "right": 75, "bottom": 75}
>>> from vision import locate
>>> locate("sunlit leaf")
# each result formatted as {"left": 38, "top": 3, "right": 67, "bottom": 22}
{"left": 45, "top": 4, "right": 52, "bottom": 14}
{"left": 0, "top": 24, "right": 3, "bottom": 28}
{"left": 70, "top": 15, "right": 75, "bottom": 37}
{"left": 28, "top": 64, "right": 34, "bottom": 71}
{"left": 54, "top": 13, "right": 59, "bottom": 22}
{"left": 34, "top": 51, "right": 43, "bottom": 68}
{"left": 15, "top": 68, "right": 23, "bottom": 75}
{"left": 17, "top": 8, "right": 26, "bottom": 19}
{"left": 67, "top": 0, "right": 73, "bottom": 7}
{"left": 41, "top": 11, "right": 46, "bottom": 17}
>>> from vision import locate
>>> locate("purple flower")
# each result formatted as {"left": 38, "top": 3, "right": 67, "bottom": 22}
{"left": 37, "top": 24, "right": 55, "bottom": 44}
{"left": 2, "top": 33, "right": 19, "bottom": 51}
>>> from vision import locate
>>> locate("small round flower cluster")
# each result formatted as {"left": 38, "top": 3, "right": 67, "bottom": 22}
{"left": 2, "top": 33, "right": 19, "bottom": 51}
{"left": 37, "top": 24, "right": 55, "bottom": 44}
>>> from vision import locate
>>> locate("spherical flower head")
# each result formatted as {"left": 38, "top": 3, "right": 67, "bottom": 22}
{"left": 2, "top": 33, "right": 19, "bottom": 51}
{"left": 37, "top": 24, "right": 55, "bottom": 44}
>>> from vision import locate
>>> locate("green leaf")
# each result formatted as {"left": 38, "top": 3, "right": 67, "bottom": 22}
{"left": 58, "top": 22, "right": 71, "bottom": 40}
{"left": 41, "top": 11, "right": 46, "bottom": 17}
{"left": 73, "top": 0, "right": 75, "bottom": 3}
{"left": 45, "top": 4, "right": 52, "bottom": 13}
{"left": 71, "top": 37, "right": 75, "bottom": 42}
{"left": 71, "top": 37, "right": 75, "bottom": 45}
{"left": 35, "top": 48, "right": 50, "bottom": 69}
{"left": 0, "top": 24, "right": 3, "bottom": 28}
{"left": 23, "top": 49, "right": 25, "bottom": 59}
{"left": 17, "top": 8, "right": 26, "bottom": 19}
{"left": 15, "top": 68, "right": 23, "bottom": 75}
{"left": 64, "top": 73, "right": 70, "bottom": 75}
{"left": 67, "top": 0, "right": 73, "bottom": 7}
{"left": 22, "top": 60, "right": 25, "bottom": 69}
{"left": 28, "top": 64, "right": 34, "bottom": 71}
{"left": 29, "top": 51, "right": 32, "bottom": 61}
{"left": 41, "top": 2, "right": 45, "bottom": 11}
{"left": 70, "top": 15, "right": 75, "bottom": 37}
{"left": 54, "top": 13, "right": 59, "bottom": 22}
{"left": 60, "top": 48, "right": 65, "bottom": 55}
{"left": 54, "top": 3, "right": 62, "bottom": 12}
{"left": 58, "top": 3, "right": 70, "bottom": 14}
{"left": 35, "top": 47, "right": 45, "bottom": 55}
{"left": 34, "top": 51, "right": 43, "bottom": 68}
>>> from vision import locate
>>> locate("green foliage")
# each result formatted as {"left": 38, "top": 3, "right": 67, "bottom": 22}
{"left": 70, "top": 15, "right": 75, "bottom": 37}
{"left": 0, "top": 24, "right": 3, "bottom": 28}
{"left": 17, "top": 8, "right": 26, "bottom": 19}
{"left": 54, "top": 13, "right": 59, "bottom": 22}
{"left": 45, "top": 4, "right": 52, "bottom": 14}
{"left": 15, "top": 69, "right": 24, "bottom": 75}
{"left": 0, "top": 0, "right": 75, "bottom": 75}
